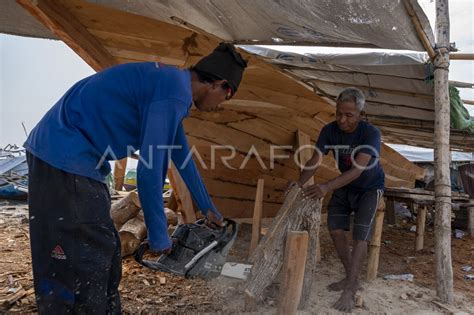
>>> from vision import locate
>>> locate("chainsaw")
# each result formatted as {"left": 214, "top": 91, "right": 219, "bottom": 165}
{"left": 135, "top": 218, "right": 238, "bottom": 279}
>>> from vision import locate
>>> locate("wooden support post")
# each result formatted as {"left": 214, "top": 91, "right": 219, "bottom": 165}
{"left": 433, "top": 0, "right": 454, "bottom": 304}
{"left": 415, "top": 204, "right": 427, "bottom": 251}
{"left": 278, "top": 231, "right": 309, "bottom": 315}
{"left": 468, "top": 206, "right": 474, "bottom": 237}
{"left": 167, "top": 162, "right": 196, "bottom": 223}
{"left": 113, "top": 158, "right": 128, "bottom": 192}
{"left": 249, "top": 179, "right": 264, "bottom": 256}
{"left": 296, "top": 129, "right": 321, "bottom": 262}
{"left": 367, "top": 198, "right": 385, "bottom": 282}
{"left": 385, "top": 198, "right": 397, "bottom": 225}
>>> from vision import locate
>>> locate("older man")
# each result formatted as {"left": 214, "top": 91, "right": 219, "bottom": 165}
{"left": 294, "top": 87, "right": 384, "bottom": 312}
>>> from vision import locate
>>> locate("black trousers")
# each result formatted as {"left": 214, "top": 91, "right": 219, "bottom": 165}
{"left": 27, "top": 152, "right": 122, "bottom": 314}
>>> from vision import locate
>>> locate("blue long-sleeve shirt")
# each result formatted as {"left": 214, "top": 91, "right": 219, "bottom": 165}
{"left": 24, "top": 62, "right": 221, "bottom": 251}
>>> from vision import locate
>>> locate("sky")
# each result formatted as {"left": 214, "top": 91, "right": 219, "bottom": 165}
{"left": 0, "top": 0, "right": 473, "bottom": 150}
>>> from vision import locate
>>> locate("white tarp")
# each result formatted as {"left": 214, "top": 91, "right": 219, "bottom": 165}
{"left": 91, "top": 0, "right": 433, "bottom": 51}
{"left": 1, "top": 0, "right": 433, "bottom": 51}
{"left": 388, "top": 144, "right": 474, "bottom": 162}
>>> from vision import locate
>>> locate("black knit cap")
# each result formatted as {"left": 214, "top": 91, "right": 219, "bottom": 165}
{"left": 194, "top": 43, "right": 248, "bottom": 93}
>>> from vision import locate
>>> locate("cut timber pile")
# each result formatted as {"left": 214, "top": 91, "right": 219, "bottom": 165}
{"left": 110, "top": 191, "right": 178, "bottom": 257}
{"left": 245, "top": 185, "right": 322, "bottom": 309}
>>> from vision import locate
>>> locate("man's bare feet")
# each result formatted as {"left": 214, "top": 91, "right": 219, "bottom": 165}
{"left": 327, "top": 278, "right": 346, "bottom": 291}
{"left": 328, "top": 279, "right": 362, "bottom": 292}
{"left": 333, "top": 288, "right": 356, "bottom": 313}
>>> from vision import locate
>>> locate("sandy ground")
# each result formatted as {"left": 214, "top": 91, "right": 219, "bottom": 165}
{"left": 0, "top": 199, "right": 473, "bottom": 314}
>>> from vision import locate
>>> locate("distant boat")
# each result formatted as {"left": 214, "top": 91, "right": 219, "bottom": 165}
{"left": 0, "top": 145, "right": 28, "bottom": 200}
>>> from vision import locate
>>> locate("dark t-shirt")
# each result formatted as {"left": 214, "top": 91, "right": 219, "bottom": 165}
{"left": 315, "top": 121, "right": 385, "bottom": 190}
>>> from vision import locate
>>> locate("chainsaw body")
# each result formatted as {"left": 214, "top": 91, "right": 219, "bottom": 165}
{"left": 135, "top": 218, "right": 238, "bottom": 279}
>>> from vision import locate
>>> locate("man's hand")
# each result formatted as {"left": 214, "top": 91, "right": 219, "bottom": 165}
{"left": 206, "top": 211, "right": 224, "bottom": 229}
{"left": 303, "top": 183, "right": 329, "bottom": 199}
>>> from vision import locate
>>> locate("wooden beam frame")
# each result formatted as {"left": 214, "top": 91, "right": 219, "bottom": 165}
{"left": 17, "top": 0, "right": 116, "bottom": 71}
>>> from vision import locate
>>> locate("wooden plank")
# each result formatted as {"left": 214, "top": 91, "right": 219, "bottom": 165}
{"left": 278, "top": 231, "right": 309, "bottom": 315}
{"left": 367, "top": 198, "right": 385, "bottom": 281}
{"left": 168, "top": 162, "right": 196, "bottom": 223}
{"left": 228, "top": 118, "right": 295, "bottom": 146}
{"left": 89, "top": 28, "right": 187, "bottom": 62}
{"left": 105, "top": 46, "right": 187, "bottom": 66}
{"left": 211, "top": 196, "right": 281, "bottom": 219}
{"left": 17, "top": 0, "right": 116, "bottom": 71}
{"left": 249, "top": 179, "right": 264, "bottom": 256}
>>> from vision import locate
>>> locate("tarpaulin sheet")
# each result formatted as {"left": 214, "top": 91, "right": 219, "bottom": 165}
{"left": 1, "top": 0, "right": 433, "bottom": 52}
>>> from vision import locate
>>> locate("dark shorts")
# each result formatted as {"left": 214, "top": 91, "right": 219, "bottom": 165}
{"left": 327, "top": 186, "right": 384, "bottom": 241}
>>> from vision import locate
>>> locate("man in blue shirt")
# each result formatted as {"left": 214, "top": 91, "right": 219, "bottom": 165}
{"left": 24, "top": 43, "right": 247, "bottom": 314}
{"left": 292, "top": 87, "right": 384, "bottom": 312}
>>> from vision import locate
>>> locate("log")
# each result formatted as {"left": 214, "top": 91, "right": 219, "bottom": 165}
{"left": 249, "top": 179, "right": 264, "bottom": 256}
{"left": 415, "top": 205, "right": 427, "bottom": 251}
{"left": 367, "top": 198, "right": 385, "bottom": 282}
{"left": 244, "top": 185, "right": 321, "bottom": 310}
{"left": 110, "top": 191, "right": 141, "bottom": 229}
{"left": 164, "top": 207, "right": 178, "bottom": 226}
{"left": 119, "top": 211, "right": 147, "bottom": 257}
{"left": 433, "top": 0, "right": 454, "bottom": 304}
{"left": 296, "top": 129, "right": 321, "bottom": 262}
{"left": 278, "top": 231, "right": 309, "bottom": 315}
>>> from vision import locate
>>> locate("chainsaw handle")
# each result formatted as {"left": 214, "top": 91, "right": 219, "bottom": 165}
{"left": 134, "top": 241, "right": 174, "bottom": 264}
{"left": 134, "top": 242, "right": 149, "bottom": 264}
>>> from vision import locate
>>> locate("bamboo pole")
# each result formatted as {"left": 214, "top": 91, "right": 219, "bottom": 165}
{"left": 367, "top": 198, "right": 385, "bottom": 282}
{"left": 450, "top": 53, "right": 474, "bottom": 60}
{"left": 278, "top": 231, "right": 309, "bottom": 315}
{"left": 433, "top": 0, "right": 454, "bottom": 304}
{"left": 249, "top": 179, "right": 264, "bottom": 256}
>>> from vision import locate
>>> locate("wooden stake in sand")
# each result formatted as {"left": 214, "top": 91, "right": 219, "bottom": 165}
{"left": 249, "top": 178, "right": 264, "bottom": 256}
{"left": 278, "top": 231, "right": 309, "bottom": 315}
{"left": 245, "top": 185, "right": 321, "bottom": 310}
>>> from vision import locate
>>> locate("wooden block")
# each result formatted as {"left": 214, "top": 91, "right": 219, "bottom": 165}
{"left": 278, "top": 231, "right": 309, "bottom": 315}
{"left": 249, "top": 179, "right": 264, "bottom": 256}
